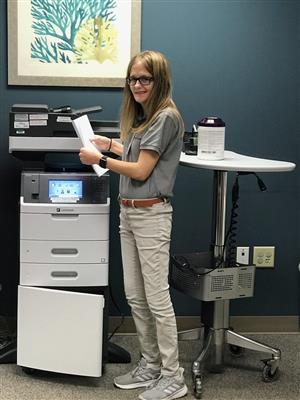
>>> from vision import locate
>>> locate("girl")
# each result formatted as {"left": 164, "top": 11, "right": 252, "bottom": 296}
{"left": 79, "top": 50, "right": 187, "bottom": 400}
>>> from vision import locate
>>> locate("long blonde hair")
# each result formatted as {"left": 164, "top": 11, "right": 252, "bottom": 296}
{"left": 119, "top": 50, "right": 182, "bottom": 142}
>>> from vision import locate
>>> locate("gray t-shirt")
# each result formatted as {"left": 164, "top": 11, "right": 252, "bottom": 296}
{"left": 119, "top": 108, "right": 184, "bottom": 199}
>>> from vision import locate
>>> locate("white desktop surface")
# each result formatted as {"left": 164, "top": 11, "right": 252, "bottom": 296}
{"left": 180, "top": 151, "right": 296, "bottom": 173}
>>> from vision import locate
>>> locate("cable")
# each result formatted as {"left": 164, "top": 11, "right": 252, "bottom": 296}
{"left": 226, "top": 175, "right": 240, "bottom": 267}
{"left": 171, "top": 172, "right": 267, "bottom": 276}
{"left": 107, "top": 284, "right": 125, "bottom": 341}
{"left": 171, "top": 253, "right": 224, "bottom": 277}
{"left": 225, "top": 172, "right": 267, "bottom": 267}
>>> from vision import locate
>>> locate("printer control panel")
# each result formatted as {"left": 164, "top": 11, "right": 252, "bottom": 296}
{"left": 21, "top": 172, "right": 109, "bottom": 204}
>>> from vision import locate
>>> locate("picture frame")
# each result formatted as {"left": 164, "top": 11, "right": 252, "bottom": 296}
{"left": 7, "top": 0, "right": 141, "bottom": 88}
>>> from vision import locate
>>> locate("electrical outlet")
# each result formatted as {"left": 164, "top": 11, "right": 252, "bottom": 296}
{"left": 236, "top": 246, "right": 249, "bottom": 265}
{"left": 253, "top": 246, "right": 275, "bottom": 268}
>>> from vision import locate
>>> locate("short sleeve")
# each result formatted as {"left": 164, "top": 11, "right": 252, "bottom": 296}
{"left": 139, "top": 111, "right": 179, "bottom": 155}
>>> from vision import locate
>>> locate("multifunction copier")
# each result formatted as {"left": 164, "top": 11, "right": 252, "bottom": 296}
{"left": 7, "top": 104, "right": 125, "bottom": 376}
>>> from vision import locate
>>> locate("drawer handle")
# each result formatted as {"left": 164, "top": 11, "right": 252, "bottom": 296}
{"left": 51, "top": 248, "right": 78, "bottom": 255}
{"left": 51, "top": 214, "right": 79, "bottom": 219}
{"left": 51, "top": 271, "right": 78, "bottom": 278}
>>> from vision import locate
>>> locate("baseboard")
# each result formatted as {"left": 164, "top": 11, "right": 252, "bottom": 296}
{"left": 109, "top": 315, "right": 300, "bottom": 334}
{"left": 229, "top": 315, "right": 299, "bottom": 333}
{"left": 2, "top": 315, "right": 298, "bottom": 336}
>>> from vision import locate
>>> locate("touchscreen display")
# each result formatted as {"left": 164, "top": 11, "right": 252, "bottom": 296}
{"left": 49, "top": 180, "right": 83, "bottom": 203}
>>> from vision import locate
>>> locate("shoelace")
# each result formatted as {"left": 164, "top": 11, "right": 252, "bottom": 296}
{"left": 147, "top": 374, "right": 175, "bottom": 390}
{"left": 131, "top": 359, "right": 148, "bottom": 377}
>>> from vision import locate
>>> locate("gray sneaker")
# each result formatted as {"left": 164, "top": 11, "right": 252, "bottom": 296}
{"left": 114, "top": 358, "right": 161, "bottom": 389}
{"left": 139, "top": 368, "right": 188, "bottom": 400}
{"left": 138, "top": 367, "right": 188, "bottom": 400}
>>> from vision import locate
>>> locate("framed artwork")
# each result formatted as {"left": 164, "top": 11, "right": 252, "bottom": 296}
{"left": 7, "top": 0, "right": 141, "bottom": 87}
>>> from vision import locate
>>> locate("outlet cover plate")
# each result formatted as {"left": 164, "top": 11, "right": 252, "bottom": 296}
{"left": 253, "top": 246, "right": 275, "bottom": 268}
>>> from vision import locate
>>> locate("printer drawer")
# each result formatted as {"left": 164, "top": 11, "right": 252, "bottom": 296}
{"left": 17, "top": 286, "right": 104, "bottom": 376}
{"left": 20, "top": 262, "right": 109, "bottom": 286}
{"left": 20, "top": 240, "right": 108, "bottom": 264}
{"left": 20, "top": 213, "right": 109, "bottom": 240}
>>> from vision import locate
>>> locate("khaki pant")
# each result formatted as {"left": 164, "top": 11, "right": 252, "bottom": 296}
{"left": 119, "top": 202, "right": 179, "bottom": 376}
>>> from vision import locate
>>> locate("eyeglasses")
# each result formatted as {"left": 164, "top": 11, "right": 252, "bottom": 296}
{"left": 126, "top": 76, "right": 154, "bottom": 86}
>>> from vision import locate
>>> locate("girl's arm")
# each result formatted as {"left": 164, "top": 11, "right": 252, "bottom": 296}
{"left": 79, "top": 147, "right": 159, "bottom": 181}
{"left": 90, "top": 136, "right": 124, "bottom": 157}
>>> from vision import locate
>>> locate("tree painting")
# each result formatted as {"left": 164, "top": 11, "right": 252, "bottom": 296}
{"left": 31, "top": 0, "right": 118, "bottom": 64}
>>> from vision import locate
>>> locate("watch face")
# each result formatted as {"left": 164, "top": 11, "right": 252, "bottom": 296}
{"left": 99, "top": 156, "right": 107, "bottom": 168}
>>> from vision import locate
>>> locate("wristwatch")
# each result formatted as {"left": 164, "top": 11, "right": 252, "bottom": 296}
{"left": 99, "top": 155, "right": 108, "bottom": 169}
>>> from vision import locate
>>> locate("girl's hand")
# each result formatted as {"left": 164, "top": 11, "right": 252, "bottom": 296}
{"left": 90, "top": 135, "right": 111, "bottom": 151}
{"left": 79, "top": 147, "right": 102, "bottom": 165}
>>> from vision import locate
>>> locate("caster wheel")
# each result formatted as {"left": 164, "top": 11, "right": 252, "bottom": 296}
{"left": 22, "top": 367, "right": 36, "bottom": 375}
{"left": 193, "top": 375, "right": 202, "bottom": 399}
{"left": 262, "top": 364, "right": 279, "bottom": 382}
{"left": 229, "top": 344, "right": 245, "bottom": 358}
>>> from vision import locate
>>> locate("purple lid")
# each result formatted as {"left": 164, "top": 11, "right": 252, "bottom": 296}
{"left": 197, "top": 117, "right": 225, "bottom": 127}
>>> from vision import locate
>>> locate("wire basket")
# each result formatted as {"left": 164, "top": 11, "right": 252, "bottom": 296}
{"left": 170, "top": 252, "right": 255, "bottom": 301}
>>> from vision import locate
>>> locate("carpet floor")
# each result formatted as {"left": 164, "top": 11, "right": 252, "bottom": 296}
{"left": 0, "top": 333, "right": 299, "bottom": 400}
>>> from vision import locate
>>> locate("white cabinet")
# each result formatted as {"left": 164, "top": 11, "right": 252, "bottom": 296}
{"left": 18, "top": 286, "right": 104, "bottom": 377}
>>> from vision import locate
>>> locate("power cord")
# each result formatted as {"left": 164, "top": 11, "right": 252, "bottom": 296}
{"left": 171, "top": 253, "right": 224, "bottom": 277}
{"left": 171, "top": 172, "right": 267, "bottom": 275}
{"left": 107, "top": 284, "right": 125, "bottom": 341}
{"left": 225, "top": 172, "right": 267, "bottom": 267}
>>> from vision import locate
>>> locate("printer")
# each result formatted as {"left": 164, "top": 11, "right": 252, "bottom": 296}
{"left": 9, "top": 103, "right": 119, "bottom": 159}
{"left": 6, "top": 104, "right": 129, "bottom": 377}
{"left": 18, "top": 170, "right": 109, "bottom": 377}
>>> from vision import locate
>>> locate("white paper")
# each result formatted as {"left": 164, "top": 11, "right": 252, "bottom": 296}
{"left": 72, "top": 114, "right": 108, "bottom": 177}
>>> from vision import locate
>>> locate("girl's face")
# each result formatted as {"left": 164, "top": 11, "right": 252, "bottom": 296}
{"left": 128, "top": 60, "right": 154, "bottom": 109}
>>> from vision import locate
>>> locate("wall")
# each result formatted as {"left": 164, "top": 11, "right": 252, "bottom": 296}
{"left": 297, "top": 0, "right": 300, "bottom": 321}
{"left": 0, "top": 0, "right": 298, "bottom": 319}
